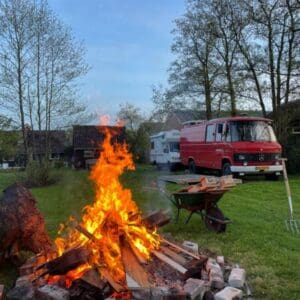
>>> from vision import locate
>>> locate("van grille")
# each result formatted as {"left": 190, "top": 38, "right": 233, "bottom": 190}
{"left": 234, "top": 153, "right": 280, "bottom": 162}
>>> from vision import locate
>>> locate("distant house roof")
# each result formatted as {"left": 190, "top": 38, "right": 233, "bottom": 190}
{"left": 164, "top": 110, "right": 207, "bottom": 130}
{"left": 26, "top": 130, "right": 66, "bottom": 155}
{"left": 171, "top": 110, "right": 207, "bottom": 123}
{"left": 73, "top": 125, "right": 126, "bottom": 150}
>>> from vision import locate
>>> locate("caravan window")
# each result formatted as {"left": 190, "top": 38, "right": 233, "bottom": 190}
{"left": 169, "top": 142, "right": 180, "bottom": 152}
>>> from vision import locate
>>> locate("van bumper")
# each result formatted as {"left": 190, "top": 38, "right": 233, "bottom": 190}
{"left": 231, "top": 165, "right": 283, "bottom": 174}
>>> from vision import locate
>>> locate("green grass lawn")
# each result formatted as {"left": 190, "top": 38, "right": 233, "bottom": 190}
{"left": 0, "top": 166, "right": 300, "bottom": 299}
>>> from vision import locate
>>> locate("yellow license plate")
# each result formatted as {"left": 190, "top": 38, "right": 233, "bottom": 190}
{"left": 255, "top": 166, "right": 269, "bottom": 171}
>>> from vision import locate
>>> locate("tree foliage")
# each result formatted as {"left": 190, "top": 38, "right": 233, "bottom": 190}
{"left": 153, "top": 0, "right": 300, "bottom": 127}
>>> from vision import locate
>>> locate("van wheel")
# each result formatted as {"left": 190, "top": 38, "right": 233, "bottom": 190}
{"left": 189, "top": 160, "right": 196, "bottom": 174}
{"left": 221, "top": 162, "right": 231, "bottom": 176}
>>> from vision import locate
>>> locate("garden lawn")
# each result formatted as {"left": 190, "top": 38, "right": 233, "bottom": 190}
{"left": 0, "top": 166, "right": 300, "bottom": 299}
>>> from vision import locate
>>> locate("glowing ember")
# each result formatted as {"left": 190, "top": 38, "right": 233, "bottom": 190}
{"left": 51, "top": 126, "right": 160, "bottom": 286}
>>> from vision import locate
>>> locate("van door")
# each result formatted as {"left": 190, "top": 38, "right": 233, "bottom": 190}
{"left": 215, "top": 122, "right": 225, "bottom": 169}
{"left": 203, "top": 123, "right": 216, "bottom": 168}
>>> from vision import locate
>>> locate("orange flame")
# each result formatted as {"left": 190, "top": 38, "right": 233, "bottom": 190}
{"left": 52, "top": 126, "right": 160, "bottom": 285}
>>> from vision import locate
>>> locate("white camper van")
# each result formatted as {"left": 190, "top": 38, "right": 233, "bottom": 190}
{"left": 150, "top": 130, "right": 181, "bottom": 170}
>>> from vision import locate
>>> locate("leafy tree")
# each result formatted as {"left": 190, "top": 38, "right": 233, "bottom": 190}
{"left": 0, "top": 116, "right": 19, "bottom": 161}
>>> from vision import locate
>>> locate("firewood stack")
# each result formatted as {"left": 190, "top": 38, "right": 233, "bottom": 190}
{"left": 5, "top": 209, "right": 250, "bottom": 300}
{"left": 186, "top": 176, "right": 242, "bottom": 193}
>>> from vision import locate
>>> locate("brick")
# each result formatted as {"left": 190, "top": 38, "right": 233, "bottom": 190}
{"left": 182, "top": 241, "right": 199, "bottom": 254}
{"left": 206, "top": 258, "right": 224, "bottom": 289}
{"left": 36, "top": 285, "right": 69, "bottom": 300}
{"left": 214, "top": 287, "right": 243, "bottom": 300}
{"left": 6, "top": 284, "right": 35, "bottom": 300}
{"left": 228, "top": 268, "right": 246, "bottom": 289}
{"left": 15, "top": 275, "right": 34, "bottom": 287}
{"left": 216, "top": 256, "right": 224, "bottom": 267}
{"left": 183, "top": 278, "right": 207, "bottom": 300}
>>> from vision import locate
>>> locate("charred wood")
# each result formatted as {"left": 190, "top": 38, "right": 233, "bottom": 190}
{"left": 0, "top": 184, "right": 52, "bottom": 263}
{"left": 36, "top": 246, "right": 91, "bottom": 276}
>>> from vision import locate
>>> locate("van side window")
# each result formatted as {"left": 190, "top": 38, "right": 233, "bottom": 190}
{"left": 225, "top": 124, "right": 231, "bottom": 142}
{"left": 206, "top": 124, "right": 215, "bottom": 142}
{"left": 216, "top": 123, "right": 223, "bottom": 142}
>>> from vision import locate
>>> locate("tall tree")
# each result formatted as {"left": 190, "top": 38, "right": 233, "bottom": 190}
{"left": 0, "top": 0, "right": 89, "bottom": 163}
{"left": 168, "top": 0, "right": 220, "bottom": 120}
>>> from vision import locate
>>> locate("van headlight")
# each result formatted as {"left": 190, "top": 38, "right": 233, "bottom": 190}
{"left": 274, "top": 153, "right": 280, "bottom": 160}
{"left": 238, "top": 154, "right": 246, "bottom": 161}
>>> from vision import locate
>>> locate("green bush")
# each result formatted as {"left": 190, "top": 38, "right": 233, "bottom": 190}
{"left": 17, "top": 160, "right": 59, "bottom": 188}
{"left": 52, "top": 160, "right": 64, "bottom": 169}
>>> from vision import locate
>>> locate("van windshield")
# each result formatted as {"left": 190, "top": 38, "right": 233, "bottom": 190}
{"left": 229, "top": 121, "right": 277, "bottom": 142}
{"left": 169, "top": 142, "right": 180, "bottom": 152}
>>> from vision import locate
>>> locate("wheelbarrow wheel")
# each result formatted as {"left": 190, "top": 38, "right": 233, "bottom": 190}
{"left": 205, "top": 206, "right": 226, "bottom": 233}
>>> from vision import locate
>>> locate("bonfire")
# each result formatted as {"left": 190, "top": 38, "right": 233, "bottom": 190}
{"left": 50, "top": 126, "right": 160, "bottom": 287}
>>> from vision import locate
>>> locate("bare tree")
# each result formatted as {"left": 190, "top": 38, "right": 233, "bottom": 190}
{"left": 0, "top": 0, "right": 35, "bottom": 161}
{"left": 0, "top": 0, "right": 89, "bottom": 164}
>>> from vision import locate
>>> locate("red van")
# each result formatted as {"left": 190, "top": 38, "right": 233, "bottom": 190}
{"left": 180, "top": 116, "right": 283, "bottom": 178}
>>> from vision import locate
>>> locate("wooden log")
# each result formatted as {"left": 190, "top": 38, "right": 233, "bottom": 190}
{"left": 152, "top": 251, "right": 187, "bottom": 274}
{"left": 161, "top": 238, "right": 200, "bottom": 260}
{"left": 160, "top": 246, "right": 188, "bottom": 266}
{"left": 36, "top": 246, "right": 91, "bottom": 276}
{"left": 127, "top": 242, "right": 147, "bottom": 264}
{"left": 143, "top": 210, "right": 171, "bottom": 228}
{"left": 80, "top": 268, "right": 107, "bottom": 290}
{"left": 183, "top": 257, "right": 208, "bottom": 280}
{"left": 98, "top": 268, "right": 126, "bottom": 293}
{"left": 121, "top": 242, "right": 150, "bottom": 288}
{"left": 75, "top": 224, "right": 99, "bottom": 243}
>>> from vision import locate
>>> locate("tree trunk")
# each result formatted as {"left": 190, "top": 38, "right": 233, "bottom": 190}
{"left": 203, "top": 67, "right": 212, "bottom": 120}
{"left": 17, "top": 46, "right": 28, "bottom": 165}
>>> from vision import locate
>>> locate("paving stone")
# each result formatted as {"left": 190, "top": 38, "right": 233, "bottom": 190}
{"left": 214, "top": 286, "right": 243, "bottom": 300}
{"left": 228, "top": 268, "right": 246, "bottom": 289}
{"left": 6, "top": 284, "right": 36, "bottom": 300}
{"left": 15, "top": 275, "right": 34, "bottom": 287}
{"left": 183, "top": 278, "right": 207, "bottom": 299}
{"left": 216, "top": 256, "right": 224, "bottom": 267}
{"left": 36, "top": 285, "right": 70, "bottom": 300}
{"left": 206, "top": 258, "right": 224, "bottom": 289}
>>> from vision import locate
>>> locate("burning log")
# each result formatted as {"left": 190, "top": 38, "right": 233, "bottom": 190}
{"left": 36, "top": 246, "right": 91, "bottom": 276}
{"left": 121, "top": 241, "right": 150, "bottom": 288}
{"left": 143, "top": 209, "right": 171, "bottom": 229}
{"left": 0, "top": 184, "right": 52, "bottom": 263}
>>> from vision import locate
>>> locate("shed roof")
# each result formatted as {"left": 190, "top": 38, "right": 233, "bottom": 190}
{"left": 73, "top": 125, "right": 126, "bottom": 150}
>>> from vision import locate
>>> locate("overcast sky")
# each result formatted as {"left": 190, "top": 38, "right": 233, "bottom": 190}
{"left": 48, "top": 0, "right": 185, "bottom": 120}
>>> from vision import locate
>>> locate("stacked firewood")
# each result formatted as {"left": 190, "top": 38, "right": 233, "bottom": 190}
{"left": 186, "top": 176, "right": 242, "bottom": 193}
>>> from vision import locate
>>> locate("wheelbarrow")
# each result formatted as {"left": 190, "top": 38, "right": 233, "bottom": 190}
{"left": 170, "top": 188, "right": 231, "bottom": 233}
